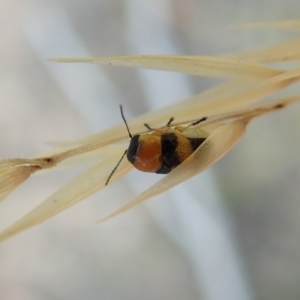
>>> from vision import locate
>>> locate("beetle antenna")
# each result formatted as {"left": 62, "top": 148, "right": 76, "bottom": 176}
{"left": 105, "top": 105, "right": 132, "bottom": 186}
{"left": 105, "top": 150, "right": 128, "bottom": 186}
{"left": 120, "top": 105, "right": 132, "bottom": 139}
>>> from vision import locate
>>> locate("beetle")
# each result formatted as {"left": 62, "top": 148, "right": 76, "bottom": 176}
{"left": 105, "top": 105, "right": 209, "bottom": 185}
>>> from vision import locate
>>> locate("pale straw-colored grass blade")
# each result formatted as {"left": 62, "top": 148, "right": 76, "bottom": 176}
{"left": 0, "top": 163, "right": 32, "bottom": 202}
{"left": 48, "top": 73, "right": 298, "bottom": 154}
{"left": 232, "top": 20, "right": 300, "bottom": 31}
{"left": 97, "top": 120, "right": 247, "bottom": 222}
{"left": 51, "top": 79, "right": 252, "bottom": 147}
{"left": 0, "top": 158, "right": 59, "bottom": 202}
{"left": 35, "top": 145, "right": 126, "bottom": 173}
{"left": 169, "top": 76, "right": 298, "bottom": 126}
{"left": 0, "top": 142, "right": 129, "bottom": 203}
{"left": 227, "top": 38, "right": 300, "bottom": 63}
{"left": 97, "top": 93, "right": 300, "bottom": 223}
{"left": 97, "top": 92, "right": 300, "bottom": 223}
{"left": 0, "top": 148, "right": 132, "bottom": 243}
{"left": 264, "top": 68, "right": 300, "bottom": 84}
{"left": 203, "top": 95, "right": 300, "bottom": 125}
{"left": 48, "top": 55, "right": 281, "bottom": 80}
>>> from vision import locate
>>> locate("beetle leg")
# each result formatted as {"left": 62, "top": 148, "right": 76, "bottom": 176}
{"left": 145, "top": 116, "right": 174, "bottom": 131}
{"left": 188, "top": 116, "right": 207, "bottom": 127}
{"left": 166, "top": 117, "right": 174, "bottom": 127}
{"left": 144, "top": 123, "right": 153, "bottom": 131}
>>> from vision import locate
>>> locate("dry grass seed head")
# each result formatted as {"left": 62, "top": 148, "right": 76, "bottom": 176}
{"left": 1, "top": 20, "right": 300, "bottom": 242}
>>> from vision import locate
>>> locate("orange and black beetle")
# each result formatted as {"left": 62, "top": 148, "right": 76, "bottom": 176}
{"left": 127, "top": 122, "right": 209, "bottom": 174}
{"left": 105, "top": 106, "right": 209, "bottom": 185}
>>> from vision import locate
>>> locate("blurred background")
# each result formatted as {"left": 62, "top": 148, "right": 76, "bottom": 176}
{"left": 1, "top": 1, "right": 300, "bottom": 299}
